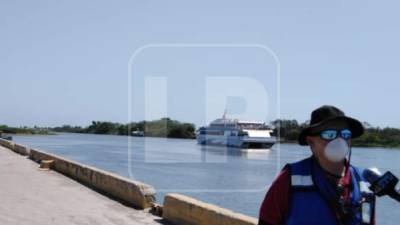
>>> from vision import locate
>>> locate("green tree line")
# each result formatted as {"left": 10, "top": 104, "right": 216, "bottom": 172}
{"left": 52, "top": 118, "right": 196, "bottom": 139}
{"left": 0, "top": 125, "right": 53, "bottom": 135}
{"left": 272, "top": 119, "right": 400, "bottom": 148}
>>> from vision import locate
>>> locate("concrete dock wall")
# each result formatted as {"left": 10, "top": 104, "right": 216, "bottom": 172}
{"left": 0, "top": 139, "right": 15, "bottom": 152}
{"left": 0, "top": 139, "right": 30, "bottom": 156}
{"left": 163, "top": 193, "right": 258, "bottom": 225}
{"left": 28, "top": 148, "right": 156, "bottom": 209}
{"left": 0, "top": 139, "right": 260, "bottom": 225}
{"left": 14, "top": 143, "right": 30, "bottom": 155}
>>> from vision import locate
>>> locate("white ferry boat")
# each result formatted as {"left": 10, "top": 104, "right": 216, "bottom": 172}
{"left": 196, "top": 114, "right": 276, "bottom": 149}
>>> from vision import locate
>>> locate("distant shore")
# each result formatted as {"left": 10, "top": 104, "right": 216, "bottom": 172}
{"left": 273, "top": 119, "right": 400, "bottom": 149}
{"left": 3, "top": 118, "right": 400, "bottom": 149}
{"left": 51, "top": 118, "right": 196, "bottom": 139}
{"left": 278, "top": 139, "right": 400, "bottom": 149}
{"left": 0, "top": 125, "right": 55, "bottom": 136}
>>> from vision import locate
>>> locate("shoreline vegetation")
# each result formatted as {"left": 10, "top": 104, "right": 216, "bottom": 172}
{"left": 272, "top": 120, "right": 400, "bottom": 148}
{"left": 2, "top": 118, "right": 400, "bottom": 148}
{"left": 0, "top": 125, "right": 56, "bottom": 135}
{"left": 52, "top": 118, "right": 196, "bottom": 139}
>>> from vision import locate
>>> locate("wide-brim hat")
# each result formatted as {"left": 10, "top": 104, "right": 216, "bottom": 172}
{"left": 298, "top": 105, "right": 364, "bottom": 145}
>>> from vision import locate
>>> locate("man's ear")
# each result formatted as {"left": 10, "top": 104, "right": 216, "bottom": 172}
{"left": 306, "top": 136, "right": 316, "bottom": 154}
{"left": 306, "top": 136, "right": 313, "bottom": 147}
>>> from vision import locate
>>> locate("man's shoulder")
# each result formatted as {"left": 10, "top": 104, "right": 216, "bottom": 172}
{"left": 286, "top": 156, "right": 313, "bottom": 174}
{"left": 271, "top": 167, "right": 291, "bottom": 190}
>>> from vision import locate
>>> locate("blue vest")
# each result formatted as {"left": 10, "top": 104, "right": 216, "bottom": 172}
{"left": 285, "top": 157, "right": 375, "bottom": 225}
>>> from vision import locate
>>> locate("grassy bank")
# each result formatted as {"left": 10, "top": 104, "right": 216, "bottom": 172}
{"left": 273, "top": 119, "right": 400, "bottom": 149}
{"left": 0, "top": 125, "right": 55, "bottom": 135}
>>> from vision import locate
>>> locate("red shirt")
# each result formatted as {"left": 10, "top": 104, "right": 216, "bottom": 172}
{"left": 259, "top": 167, "right": 290, "bottom": 225}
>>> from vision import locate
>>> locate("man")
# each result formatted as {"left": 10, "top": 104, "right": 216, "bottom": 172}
{"left": 259, "top": 105, "right": 376, "bottom": 225}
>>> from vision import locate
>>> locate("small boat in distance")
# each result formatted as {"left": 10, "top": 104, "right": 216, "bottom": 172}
{"left": 196, "top": 113, "right": 276, "bottom": 149}
{"left": 0, "top": 132, "right": 12, "bottom": 141}
{"left": 131, "top": 129, "right": 144, "bottom": 137}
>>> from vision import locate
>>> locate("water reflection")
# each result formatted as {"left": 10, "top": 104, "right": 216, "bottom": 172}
{"left": 199, "top": 145, "right": 273, "bottom": 161}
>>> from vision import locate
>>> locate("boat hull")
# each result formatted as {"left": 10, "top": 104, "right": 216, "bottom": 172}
{"left": 196, "top": 134, "right": 276, "bottom": 149}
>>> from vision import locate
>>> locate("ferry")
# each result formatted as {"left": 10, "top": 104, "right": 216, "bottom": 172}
{"left": 196, "top": 113, "right": 276, "bottom": 149}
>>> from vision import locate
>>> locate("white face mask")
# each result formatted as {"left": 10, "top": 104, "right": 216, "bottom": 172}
{"left": 324, "top": 138, "right": 350, "bottom": 162}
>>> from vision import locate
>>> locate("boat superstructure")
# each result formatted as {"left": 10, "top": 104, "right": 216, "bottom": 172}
{"left": 196, "top": 114, "right": 276, "bottom": 149}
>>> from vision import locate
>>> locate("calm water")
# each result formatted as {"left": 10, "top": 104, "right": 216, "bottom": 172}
{"left": 13, "top": 133, "right": 400, "bottom": 224}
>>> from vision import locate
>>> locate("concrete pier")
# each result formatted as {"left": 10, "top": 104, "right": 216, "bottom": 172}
{"left": 0, "top": 145, "right": 164, "bottom": 225}
{"left": 0, "top": 139, "right": 260, "bottom": 225}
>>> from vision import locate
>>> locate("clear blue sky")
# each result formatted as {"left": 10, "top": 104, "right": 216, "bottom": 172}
{"left": 1, "top": 0, "right": 399, "bottom": 128}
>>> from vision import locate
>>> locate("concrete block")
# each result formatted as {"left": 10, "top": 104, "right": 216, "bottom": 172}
{"left": 29, "top": 148, "right": 156, "bottom": 209}
{"left": 0, "top": 139, "right": 15, "bottom": 151}
{"left": 13, "top": 143, "right": 30, "bottom": 156}
{"left": 40, "top": 160, "right": 54, "bottom": 169}
{"left": 163, "top": 193, "right": 258, "bottom": 225}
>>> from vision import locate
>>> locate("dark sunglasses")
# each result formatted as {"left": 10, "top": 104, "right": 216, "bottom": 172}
{"left": 313, "top": 129, "right": 352, "bottom": 141}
